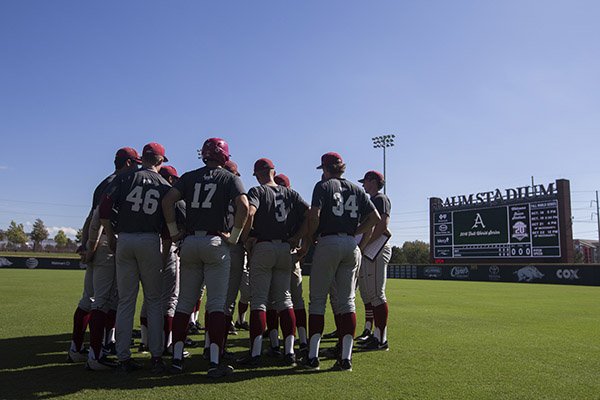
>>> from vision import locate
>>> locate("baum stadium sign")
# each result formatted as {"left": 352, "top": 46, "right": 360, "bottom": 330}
{"left": 430, "top": 179, "right": 574, "bottom": 264}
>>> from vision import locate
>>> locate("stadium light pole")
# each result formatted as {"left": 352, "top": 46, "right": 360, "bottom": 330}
{"left": 372, "top": 135, "right": 395, "bottom": 194}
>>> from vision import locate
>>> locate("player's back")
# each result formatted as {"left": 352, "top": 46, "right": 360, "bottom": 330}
{"left": 112, "top": 168, "right": 171, "bottom": 233}
{"left": 175, "top": 166, "right": 245, "bottom": 233}
{"left": 249, "top": 184, "right": 307, "bottom": 241}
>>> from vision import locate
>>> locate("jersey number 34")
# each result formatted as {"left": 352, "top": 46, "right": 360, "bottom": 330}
{"left": 332, "top": 193, "right": 358, "bottom": 218}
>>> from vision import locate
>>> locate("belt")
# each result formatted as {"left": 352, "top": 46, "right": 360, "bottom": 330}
{"left": 192, "top": 230, "right": 220, "bottom": 236}
{"left": 320, "top": 232, "right": 350, "bottom": 237}
{"left": 256, "top": 239, "right": 284, "bottom": 243}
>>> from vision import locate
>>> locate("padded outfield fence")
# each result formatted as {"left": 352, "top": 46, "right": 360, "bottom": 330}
{"left": 1, "top": 255, "right": 599, "bottom": 286}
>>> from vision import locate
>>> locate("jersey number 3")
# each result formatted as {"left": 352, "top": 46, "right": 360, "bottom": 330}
{"left": 126, "top": 186, "right": 160, "bottom": 215}
{"left": 332, "top": 193, "right": 358, "bottom": 218}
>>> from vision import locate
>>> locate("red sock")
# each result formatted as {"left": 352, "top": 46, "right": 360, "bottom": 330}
{"left": 279, "top": 308, "right": 296, "bottom": 338}
{"left": 373, "top": 302, "right": 388, "bottom": 338}
{"left": 72, "top": 307, "right": 90, "bottom": 351}
{"left": 208, "top": 312, "right": 226, "bottom": 359}
{"left": 338, "top": 312, "right": 357, "bottom": 338}
{"left": 89, "top": 310, "right": 107, "bottom": 359}
{"left": 172, "top": 312, "right": 190, "bottom": 344}
{"left": 266, "top": 309, "right": 279, "bottom": 333}
{"left": 294, "top": 308, "right": 307, "bottom": 330}
{"left": 224, "top": 314, "right": 233, "bottom": 347}
{"left": 308, "top": 314, "right": 325, "bottom": 338}
{"left": 238, "top": 301, "right": 249, "bottom": 319}
{"left": 250, "top": 310, "right": 266, "bottom": 353}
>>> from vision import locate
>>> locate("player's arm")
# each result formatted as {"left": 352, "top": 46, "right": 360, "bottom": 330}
{"left": 230, "top": 194, "right": 250, "bottom": 244}
{"left": 162, "top": 187, "right": 184, "bottom": 241}
{"left": 355, "top": 209, "right": 381, "bottom": 251}
{"left": 99, "top": 194, "right": 117, "bottom": 252}
{"left": 241, "top": 204, "right": 256, "bottom": 252}
{"left": 368, "top": 212, "right": 390, "bottom": 244}
{"left": 84, "top": 206, "right": 104, "bottom": 263}
{"left": 77, "top": 210, "right": 93, "bottom": 255}
{"left": 306, "top": 206, "right": 321, "bottom": 243}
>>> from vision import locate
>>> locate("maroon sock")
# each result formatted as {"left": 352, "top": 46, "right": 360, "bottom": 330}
{"left": 308, "top": 314, "right": 325, "bottom": 338}
{"left": 104, "top": 309, "right": 116, "bottom": 344}
{"left": 140, "top": 316, "right": 148, "bottom": 328}
{"left": 164, "top": 315, "right": 173, "bottom": 349}
{"left": 238, "top": 301, "right": 249, "bottom": 319}
{"left": 365, "top": 303, "right": 374, "bottom": 329}
{"left": 208, "top": 312, "right": 226, "bottom": 361}
{"left": 294, "top": 308, "right": 307, "bottom": 330}
{"left": 338, "top": 312, "right": 357, "bottom": 338}
{"left": 89, "top": 310, "right": 107, "bottom": 359}
{"left": 279, "top": 308, "right": 296, "bottom": 338}
{"left": 172, "top": 312, "right": 190, "bottom": 344}
{"left": 224, "top": 314, "right": 233, "bottom": 347}
{"left": 266, "top": 309, "right": 279, "bottom": 333}
{"left": 373, "top": 302, "right": 388, "bottom": 338}
{"left": 72, "top": 307, "right": 90, "bottom": 351}
{"left": 249, "top": 310, "right": 266, "bottom": 353}
{"left": 204, "top": 310, "right": 209, "bottom": 331}
{"left": 334, "top": 313, "right": 342, "bottom": 332}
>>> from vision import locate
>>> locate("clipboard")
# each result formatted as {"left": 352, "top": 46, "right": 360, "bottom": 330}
{"left": 362, "top": 232, "right": 392, "bottom": 261}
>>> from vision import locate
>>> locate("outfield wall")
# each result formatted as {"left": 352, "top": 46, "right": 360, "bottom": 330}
{"left": 386, "top": 264, "right": 600, "bottom": 286}
{"left": 2, "top": 255, "right": 599, "bottom": 286}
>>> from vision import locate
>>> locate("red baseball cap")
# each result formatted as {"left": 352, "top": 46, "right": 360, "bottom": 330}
{"left": 159, "top": 165, "right": 179, "bottom": 179}
{"left": 224, "top": 160, "right": 241, "bottom": 176}
{"left": 316, "top": 152, "right": 343, "bottom": 169}
{"left": 253, "top": 158, "right": 275, "bottom": 175}
{"left": 358, "top": 170, "right": 385, "bottom": 184}
{"left": 115, "top": 147, "right": 142, "bottom": 164}
{"left": 143, "top": 142, "right": 169, "bottom": 162}
{"left": 274, "top": 174, "right": 291, "bottom": 188}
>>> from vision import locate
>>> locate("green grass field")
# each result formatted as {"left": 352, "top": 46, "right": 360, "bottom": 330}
{"left": 0, "top": 269, "right": 598, "bottom": 400}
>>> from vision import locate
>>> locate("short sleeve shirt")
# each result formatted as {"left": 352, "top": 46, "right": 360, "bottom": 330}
{"left": 174, "top": 166, "right": 245, "bottom": 233}
{"left": 311, "top": 178, "right": 375, "bottom": 235}
{"left": 371, "top": 193, "right": 391, "bottom": 217}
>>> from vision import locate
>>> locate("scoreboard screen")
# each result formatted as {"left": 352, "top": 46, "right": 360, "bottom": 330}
{"left": 431, "top": 179, "right": 573, "bottom": 263}
{"left": 433, "top": 199, "right": 561, "bottom": 259}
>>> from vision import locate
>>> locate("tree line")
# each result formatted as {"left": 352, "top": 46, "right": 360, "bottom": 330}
{"left": 0, "top": 218, "right": 81, "bottom": 253}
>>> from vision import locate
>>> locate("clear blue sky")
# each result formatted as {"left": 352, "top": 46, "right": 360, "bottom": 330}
{"left": 1, "top": 1, "right": 599, "bottom": 245}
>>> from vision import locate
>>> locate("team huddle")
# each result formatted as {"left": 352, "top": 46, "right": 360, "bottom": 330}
{"left": 67, "top": 138, "right": 392, "bottom": 378}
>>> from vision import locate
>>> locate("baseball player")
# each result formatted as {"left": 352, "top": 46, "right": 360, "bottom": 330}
{"left": 138, "top": 165, "right": 186, "bottom": 355}
{"left": 222, "top": 160, "right": 250, "bottom": 349}
{"left": 163, "top": 138, "right": 249, "bottom": 379}
{"left": 274, "top": 173, "right": 308, "bottom": 352}
{"left": 304, "top": 152, "right": 380, "bottom": 371}
{"left": 99, "top": 142, "right": 172, "bottom": 373}
{"left": 238, "top": 158, "right": 309, "bottom": 367}
{"left": 356, "top": 171, "right": 392, "bottom": 351}
{"left": 68, "top": 147, "right": 141, "bottom": 367}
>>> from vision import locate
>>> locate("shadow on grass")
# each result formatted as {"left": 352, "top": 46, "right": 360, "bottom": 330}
{"left": 0, "top": 333, "right": 337, "bottom": 399}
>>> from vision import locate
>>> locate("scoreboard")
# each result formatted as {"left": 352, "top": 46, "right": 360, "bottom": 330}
{"left": 430, "top": 179, "right": 574, "bottom": 263}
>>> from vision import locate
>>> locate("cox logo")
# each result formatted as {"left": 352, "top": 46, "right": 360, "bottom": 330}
{"left": 556, "top": 269, "right": 579, "bottom": 280}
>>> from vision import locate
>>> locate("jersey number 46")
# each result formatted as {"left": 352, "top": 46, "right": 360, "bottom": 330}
{"left": 126, "top": 186, "right": 160, "bottom": 215}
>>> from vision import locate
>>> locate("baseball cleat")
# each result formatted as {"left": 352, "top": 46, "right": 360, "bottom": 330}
{"left": 150, "top": 357, "right": 167, "bottom": 374}
{"left": 267, "top": 346, "right": 282, "bottom": 357}
{"left": 102, "top": 342, "right": 117, "bottom": 356}
{"left": 355, "top": 329, "right": 372, "bottom": 342}
{"left": 283, "top": 353, "right": 297, "bottom": 367}
{"left": 228, "top": 322, "right": 238, "bottom": 335}
{"left": 358, "top": 336, "right": 389, "bottom": 351}
{"left": 138, "top": 343, "right": 149, "bottom": 353}
{"left": 234, "top": 321, "right": 249, "bottom": 330}
{"left": 116, "top": 358, "right": 142, "bottom": 374}
{"left": 86, "top": 356, "right": 118, "bottom": 371}
{"left": 184, "top": 337, "right": 199, "bottom": 348}
{"left": 322, "top": 330, "right": 337, "bottom": 339}
{"left": 67, "top": 348, "right": 89, "bottom": 363}
{"left": 331, "top": 358, "right": 352, "bottom": 372}
{"left": 169, "top": 359, "right": 184, "bottom": 374}
{"left": 236, "top": 354, "right": 261, "bottom": 367}
{"left": 301, "top": 357, "right": 320, "bottom": 371}
{"left": 188, "top": 322, "right": 200, "bottom": 335}
{"left": 207, "top": 362, "right": 234, "bottom": 379}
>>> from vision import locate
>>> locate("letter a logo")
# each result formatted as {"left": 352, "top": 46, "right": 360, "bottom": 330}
{"left": 472, "top": 213, "right": 486, "bottom": 229}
